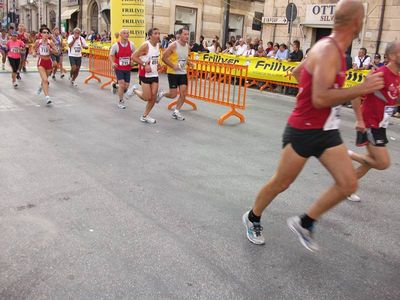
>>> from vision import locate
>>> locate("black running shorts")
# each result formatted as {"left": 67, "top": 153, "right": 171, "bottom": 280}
{"left": 139, "top": 76, "right": 159, "bottom": 85}
{"left": 69, "top": 56, "right": 82, "bottom": 67}
{"left": 167, "top": 73, "right": 188, "bottom": 89}
{"left": 8, "top": 57, "right": 20, "bottom": 73}
{"left": 363, "top": 128, "right": 388, "bottom": 147}
{"left": 282, "top": 124, "right": 343, "bottom": 158}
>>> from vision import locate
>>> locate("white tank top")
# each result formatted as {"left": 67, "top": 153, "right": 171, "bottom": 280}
{"left": 0, "top": 35, "right": 7, "bottom": 47}
{"left": 38, "top": 41, "right": 50, "bottom": 56}
{"left": 140, "top": 41, "right": 160, "bottom": 78}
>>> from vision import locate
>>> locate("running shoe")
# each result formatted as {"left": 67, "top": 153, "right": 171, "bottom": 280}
{"left": 117, "top": 101, "right": 126, "bottom": 109}
{"left": 52, "top": 75, "right": 56, "bottom": 80}
{"left": 2, "top": 64, "right": 4, "bottom": 70}
{"left": 71, "top": 81, "right": 78, "bottom": 87}
{"left": 36, "top": 86, "right": 42, "bottom": 95}
{"left": 13, "top": 82, "right": 18, "bottom": 88}
{"left": 287, "top": 216, "right": 319, "bottom": 252}
{"left": 347, "top": 194, "right": 361, "bottom": 202}
{"left": 16, "top": 73, "right": 21, "bottom": 80}
{"left": 242, "top": 211, "right": 265, "bottom": 245}
{"left": 22, "top": 66, "right": 27, "bottom": 73}
{"left": 60, "top": 74, "right": 65, "bottom": 79}
{"left": 45, "top": 96, "right": 52, "bottom": 105}
{"left": 140, "top": 115, "right": 156, "bottom": 124}
{"left": 172, "top": 110, "right": 185, "bottom": 121}
{"left": 111, "top": 82, "right": 118, "bottom": 94}
{"left": 156, "top": 89, "right": 165, "bottom": 103}
{"left": 126, "top": 84, "right": 139, "bottom": 97}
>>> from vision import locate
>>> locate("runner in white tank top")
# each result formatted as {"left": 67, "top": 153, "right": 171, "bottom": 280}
{"left": 127, "top": 28, "right": 162, "bottom": 124}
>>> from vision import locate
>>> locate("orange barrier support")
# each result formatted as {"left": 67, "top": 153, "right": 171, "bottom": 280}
{"left": 84, "top": 48, "right": 116, "bottom": 89}
{"left": 167, "top": 60, "right": 248, "bottom": 125}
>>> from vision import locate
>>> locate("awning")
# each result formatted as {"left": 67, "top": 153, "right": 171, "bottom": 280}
{"left": 300, "top": 23, "right": 333, "bottom": 29}
{"left": 61, "top": 9, "right": 78, "bottom": 20}
{"left": 101, "top": 3, "right": 110, "bottom": 12}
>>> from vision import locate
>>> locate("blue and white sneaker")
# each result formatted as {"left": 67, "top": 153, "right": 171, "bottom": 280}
{"left": 126, "top": 84, "right": 139, "bottom": 97}
{"left": 287, "top": 216, "right": 319, "bottom": 252}
{"left": 242, "top": 211, "right": 265, "bottom": 245}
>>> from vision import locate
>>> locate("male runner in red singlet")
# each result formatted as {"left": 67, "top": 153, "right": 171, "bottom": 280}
{"left": 347, "top": 41, "right": 400, "bottom": 202}
{"left": 242, "top": 0, "right": 385, "bottom": 252}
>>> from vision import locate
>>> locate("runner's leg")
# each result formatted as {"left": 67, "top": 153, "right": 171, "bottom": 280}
{"left": 306, "top": 144, "right": 358, "bottom": 219}
{"left": 176, "top": 84, "right": 187, "bottom": 110}
{"left": 38, "top": 66, "right": 50, "bottom": 96}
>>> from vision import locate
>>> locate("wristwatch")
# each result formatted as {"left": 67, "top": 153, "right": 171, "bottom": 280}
{"left": 142, "top": 62, "right": 146, "bottom": 67}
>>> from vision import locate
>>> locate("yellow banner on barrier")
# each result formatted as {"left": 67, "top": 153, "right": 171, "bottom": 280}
{"left": 110, "top": 0, "right": 146, "bottom": 48}
{"left": 194, "top": 53, "right": 369, "bottom": 87}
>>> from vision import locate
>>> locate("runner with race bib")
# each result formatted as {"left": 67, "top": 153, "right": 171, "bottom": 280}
{"left": 67, "top": 27, "right": 88, "bottom": 87}
{"left": 109, "top": 28, "right": 135, "bottom": 109}
{"left": 0, "top": 29, "right": 8, "bottom": 70}
{"left": 347, "top": 41, "right": 400, "bottom": 202}
{"left": 51, "top": 27, "right": 65, "bottom": 80}
{"left": 6, "top": 31, "right": 25, "bottom": 88}
{"left": 242, "top": 0, "right": 385, "bottom": 252}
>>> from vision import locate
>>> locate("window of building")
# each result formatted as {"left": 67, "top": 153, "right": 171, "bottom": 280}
{"left": 174, "top": 6, "right": 197, "bottom": 43}
{"left": 229, "top": 14, "right": 244, "bottom": 40}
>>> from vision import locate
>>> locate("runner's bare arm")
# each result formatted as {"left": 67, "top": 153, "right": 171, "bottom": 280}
{"left": 311, "top": 44, "right": 385, "bottom": 109}
{"left": 292, "top": 60, "right": 306, "bottom": 82}
{"left": 49, "top": 41, "right": 58, "bottom": 55}
{"left": 131, "top": 43, "right": 149, "bottom": 65}
{"left": 187, "top": 47, "right": 194, "bottom": 68}
{"left": 162, "top": 42, "right": 178, "bottom": 70}
{"left": 351, "top": 97, "right": 366, "bottom": 131}
{"left": 68, "top": 37, "right": 78, "bottom": 48}
{"left": 109, "top": 53, "right": 117, "bottom": 68}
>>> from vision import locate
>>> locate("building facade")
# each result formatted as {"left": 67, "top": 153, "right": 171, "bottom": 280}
{"left": 262, "top": 0, "right": 400, "bottom": 58}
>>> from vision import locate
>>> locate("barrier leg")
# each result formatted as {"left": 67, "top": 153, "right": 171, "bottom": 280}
{"left": 218, "top": 107, "right": 245, "bottom": 125}
{"left": 100, "top": 78, "right": 114, "bottom": 89}
{"left": 259, "top": 81, "right": 270, "bottom": 91}
{"left": 84, "top": 72, "right": 102, "bottom": 84}
{"left": 245, "top": 79, "right": 257, "bottom": 88}
{"left": 167, "top": 99, "right": 197, "bottom": 111}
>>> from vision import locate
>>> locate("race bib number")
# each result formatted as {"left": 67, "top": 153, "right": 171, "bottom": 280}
{"left": 178, "top": 59, "right": 187, "bottom": 70}
{"left": 119, "top": 57, "right": 130, "bottom": 66}
{"left": 323, "top": 106, "right": 341, "bottom": 131}
{"left": 40, "top": 45, "right": 49, "bottom": 55}
{"left": 11, "top": 47, "right": 19, "bottom": 53}
{"left": 151, "top": 55, "right": 159, "bottom": 65}
{"left": 379, "top": 106, "right": 396, "bottom": 128}
{"left": 74, "top": 46, "right": 81, "bottom": 54}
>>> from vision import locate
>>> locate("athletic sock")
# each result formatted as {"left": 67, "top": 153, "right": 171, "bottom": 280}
{"left": 248, "top": 209, "right": 261, "bottom": 223}
{"left": 300, "top": 214, "right": 316, "bottom": 230}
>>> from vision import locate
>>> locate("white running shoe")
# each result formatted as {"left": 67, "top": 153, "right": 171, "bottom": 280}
{"left": 71, "top": 81, "right": 78, "bottom": 87}
{"left": 156, "top": 89, "right": 165, "bottom": 103}
{"left": 172, "top": 110, "right": 185, "bottom": 121}
{"left": 242, "top": 211, "right": 265, "bottom": 245}
{"left": 126, "top": 83, "right": 139, "bottom": 97}
{"left": 45, "top": 96, "right": 52, "bottom": 105}
{"left": 36, "top": 86, "right": 42, "bottom": 95}
{"left": 347, "top": 194, "right": 361, "bottom": 202}
{"left": 140, "top": 115, "right": 156, "bottom": 124}
{"left": 287, "top": 216, "right": 319, "bottom": 252}
{"left": 117, "top": 101, "right": 126, "bottom": 109}
{"left": 13, "top": 82, "right": 18, "bottom": 88}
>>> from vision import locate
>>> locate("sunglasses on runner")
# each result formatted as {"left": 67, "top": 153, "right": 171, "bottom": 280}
{"left": 42, "top": 31, "right": 49, "bottom": 34}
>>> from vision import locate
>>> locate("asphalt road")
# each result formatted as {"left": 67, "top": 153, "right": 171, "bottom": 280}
{"left": 1, "top": 71, "right": 399, "bottom": 300}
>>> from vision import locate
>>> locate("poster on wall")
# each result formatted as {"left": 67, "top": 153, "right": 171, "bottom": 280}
{"left": 110, "top": 0, "right": 145, "bottom": 47}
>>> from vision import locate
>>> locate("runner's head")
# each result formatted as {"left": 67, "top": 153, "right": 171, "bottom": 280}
{"left": 385, "top": 41, "right": 400, "bottom": 69}
{"left": 40, "top": 27, "right": 50, "bottom": 39}
{"left": 334, "top": 0, "right": 364, "bottom": 39}
{"left": 73, "top": 27, "right": 81, "bottom": 37}
{"left": 119, "top": 28, "right": 129, "bottom": 42}
{"left": 53, "top": 27, "right": 60, "bottom": 35}
{"left": 18, "top": 24, "right": 26, "bottom": 32}
{"left": 147, "top": 27, "right": 160, "bottom": 43}
{"left": 178, "top": 27, "right": 189, "bottom": 44}
{"left": 10, "top": 31, "right": 18, "bottom": 41}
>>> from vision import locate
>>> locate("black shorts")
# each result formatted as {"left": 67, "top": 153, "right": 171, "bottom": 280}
{"left": 8, "top": 57, "right": 20, "bottom": 73}
{"left": 51, "top": 54, "right": 61, "bottom": 63}
{"left": 167, "top": 73, "right": 188, "bottom": 89}
{"left": 282, "top": 124, "right": 343, "bottom": 158}
{"left": 358, "top": 128, "right": 388, "bottom": 147}
{"left": 115, "top": 70, "right": 131, "bottom": 83}
{"left": 69, "top": 56, "right": 82, "bottom": 67}
{"left": 139, "top": 76, "right": 159, "bottom": 85}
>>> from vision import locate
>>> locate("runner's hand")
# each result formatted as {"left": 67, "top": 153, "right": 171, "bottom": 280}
{"left": 173, "top": 64, "right": 181, "bottom": 71}
{"left": 112, "top": 63, "right": 118, "bottom": 69}
{"left": 355, "top": 120, "right": 366, "bottom": 132}
{"left": 361, "top": 72, "right": 385, "bottom": 94}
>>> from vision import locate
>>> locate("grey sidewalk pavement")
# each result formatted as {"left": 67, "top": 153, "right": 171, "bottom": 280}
{"left": 0, "top": 72, "right": 399, "bottom": 300}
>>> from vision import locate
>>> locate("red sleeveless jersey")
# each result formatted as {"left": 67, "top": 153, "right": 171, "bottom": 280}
{"left": 114, "top": 41, "right": 133, "bottom": 71}
{"left": 288, "top": 37, "right": 347, "bottom": 130}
